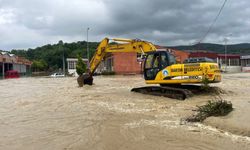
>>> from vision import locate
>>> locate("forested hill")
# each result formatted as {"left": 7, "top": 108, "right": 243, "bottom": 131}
{"left": 11, "top": 41, "right": 99, "bottom": 71}
{"left": 169, "top": 43, "right": 250, "bottom": 55}
{"left": 10, "top": 41, "right": 250, "bottom": 71}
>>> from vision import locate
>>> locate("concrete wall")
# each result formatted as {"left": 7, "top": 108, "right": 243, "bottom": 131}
{"left": 68, "top": 69, "right": 77, "bottom": 76}
{"left": 221, "top": 65, "right": 242, "bottom": 73}
{"left": 242, "top": 67, "right": 250, "bottom": 72}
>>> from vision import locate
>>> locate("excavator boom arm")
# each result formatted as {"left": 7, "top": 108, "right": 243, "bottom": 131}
{"left": 89, "top": 38, "right": 157, "bottom": 75}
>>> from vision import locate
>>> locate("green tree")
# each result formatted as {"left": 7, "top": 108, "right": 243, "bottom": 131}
{"left": 10, "top": 40, "right": 99, "bottom": 72}
{"left": 31, "top": 60, "right": 48, "bottom": 72}
{"left": 76, "top": 55, "right": 86, "bottom": 76}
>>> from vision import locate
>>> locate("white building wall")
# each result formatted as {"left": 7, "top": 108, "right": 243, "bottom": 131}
{"left": 67, "top": 58, "right": 88, "bottom": 76}
{"left": 242, "top": 67, "right": 250, "bottom": 72}
{"left": 68, "top": 69, "right": 77, "bottom": 76}
{"left": 221, "top": 65, "right": 242, "bottom": 73}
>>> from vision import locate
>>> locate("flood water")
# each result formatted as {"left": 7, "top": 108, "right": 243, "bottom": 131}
{"left": 0, "top": 74, "right": 250, "bottom": 150}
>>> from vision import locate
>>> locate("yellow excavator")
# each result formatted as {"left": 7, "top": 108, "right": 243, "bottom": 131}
{"left": 83, "top": 37, "right": 221, "bottom": 99}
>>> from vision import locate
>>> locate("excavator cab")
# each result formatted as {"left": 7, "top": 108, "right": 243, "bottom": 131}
{"left": 144, "top": 51, "right": 175, "bottom": 80}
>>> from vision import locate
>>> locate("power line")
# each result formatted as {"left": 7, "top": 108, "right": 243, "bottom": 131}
{"left": 196, "top": 0, "right": 228, "bottom": 44}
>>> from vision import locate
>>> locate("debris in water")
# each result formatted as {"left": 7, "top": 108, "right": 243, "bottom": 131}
{"left": 185, "top": 97, "right": 233, "bottom": 122}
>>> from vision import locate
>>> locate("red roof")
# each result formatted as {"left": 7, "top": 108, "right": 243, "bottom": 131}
{"left": 6, "top": 70, "right": 19, "bottom": 73}
{"left": 189, "top": 52, "right": 218, "bottom": 59}
{"left": 155, "top": 45, "right": 165, "bottom": 49}
{"left": 217, "top": 54, "right": 240, "bottom": 59}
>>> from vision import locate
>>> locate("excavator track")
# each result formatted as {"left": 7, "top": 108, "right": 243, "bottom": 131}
{"left": 131, "top": 86, "right": 193, "bottom": 100}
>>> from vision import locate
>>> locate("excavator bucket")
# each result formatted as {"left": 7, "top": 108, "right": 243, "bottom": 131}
{"left": 83, "top": 73, "right": 93, "bottom": 85}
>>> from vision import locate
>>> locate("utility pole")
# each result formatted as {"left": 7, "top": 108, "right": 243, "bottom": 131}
{"left": 224, "top": 37, "right": 228, "bottom": 72}
{"left": 224, "top": 33, "right": 232, "bottom": 72}
{"left": 87, "top": 27, "right": 90, "bottom": 61}
{"left": 63, "top": 47, "right": 65, "bottom": 76}
{"left": 59, "top": 40, "right": 65, "bottom": 76}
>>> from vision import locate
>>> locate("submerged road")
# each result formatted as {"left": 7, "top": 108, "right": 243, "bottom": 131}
{"left": 0, "top": 74, "right": 250, "bottom": 150}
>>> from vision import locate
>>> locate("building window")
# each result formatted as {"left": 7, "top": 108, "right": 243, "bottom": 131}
{"left": 69, "top": 61, "right": 75, "bottom": 69}
{"left": 230, "top": 58, "right": 239, "bottom": 66}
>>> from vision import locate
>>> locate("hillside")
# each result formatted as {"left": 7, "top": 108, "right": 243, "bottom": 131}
{"left": 169, "top": 43, "right": 250, "bottom": 55}
{"left": 11, "top": 41, "right": 99, "bottom": 71}
{"left": 9, "top": 41, "right": 250, "bottom": 71}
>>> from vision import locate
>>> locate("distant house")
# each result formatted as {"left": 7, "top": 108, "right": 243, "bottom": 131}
{"left": 95, "top": 53, "right": 114, "bottom": 74}
{"left": 241, "top": 55, "right": 250, "bottom": 72}
{"left": 187, "top": 50, "right": 241, "bottom": 72}
{"left": 66, "top": 58, "right": 88, "bottom": 76}
{"left": 155, "top": 45, "right": 190, "bottom": 63}
{"left": 94, "top": 52, "right": 141, "bottom": 75}
{"left": 188, "top": 51, "right": 218, "bottom": 60}
{"left": 217, "top": 54, "right": 241, "bottom": 66}
{"left": 167, "top": 49, "right": 189, "bottom": 63}
{"left": 217, "top": 54, "right": 241, "bottom": 73}
{"left": 0, "top": 52, "right": 32, "bottom": 78}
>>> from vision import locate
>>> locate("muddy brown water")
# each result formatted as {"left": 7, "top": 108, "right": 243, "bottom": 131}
{"left": 0, "top": 74, "right": 250, "bottom": 150}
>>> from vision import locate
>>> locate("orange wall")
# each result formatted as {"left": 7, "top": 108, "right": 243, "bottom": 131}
{"left": 113, "top": 52, "right": 142, "bottom": 74}
{"left": 171, "top": 49, "right": 190, "bottom": 63}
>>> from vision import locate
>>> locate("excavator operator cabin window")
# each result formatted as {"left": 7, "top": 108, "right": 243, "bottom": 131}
{"left": 153, "top": 55, "right": 160, "bottom": 68}
{"left": 144, "top": 53, "right": 161, "bottom": 80}
{"left": 169, "top": 54, "right": 176, "bottom": 65}
{"left": 145, "top": 54, "right": 154, "bottom": 69}
{"left": 161, "top": 54, "right": 169, "bottom": 69}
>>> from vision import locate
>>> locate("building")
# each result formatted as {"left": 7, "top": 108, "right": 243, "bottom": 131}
{"left": 95, "top": 54, "right": 114, "bottom": 74}
{"left": 155, "top": 46, "right": 190, "bottom": 63}
{"left": 0, "top": 52, "right": 32, "bottom": 78}
{"left": 91, "top": 47, "right": 243, "bottom": 74}
{"left": 188, "top": 51, "right": 218, "bottom": 61}
{"left": 241, "top": 55, "right": 250, "bottom": 72}
{"left": 97, "top": 47, "right": 190, "bottom": 75}
{"left": 94, "top": 52, "right": 142, "bottom": 75}
{"left": 66, "top": 58, "right": 89, "bottom": 76}
{"left": 112, "top": 52, "right": 142, "bottom": 74}
{"left": 188, "top": 51, "right": 241, "bottom": 73}
{"left": 167, "top": 49, "right": 190, "bottom": 63}
{"left": 218, "top": 54, "right": 241, "bottom": 73}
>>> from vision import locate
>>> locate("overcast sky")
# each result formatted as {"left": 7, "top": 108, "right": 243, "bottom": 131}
{"left": 0, "top": 0, "right": 249, "bottom": 50}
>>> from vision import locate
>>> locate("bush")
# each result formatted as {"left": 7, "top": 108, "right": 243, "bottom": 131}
{"left": 201, "top": 77, "right": 210, "bottom": 91}
{"left": 76, "top": 55, "right": 86, "bottom": 76}
{"left": 31, "top": 59, "right": 48, "bottom": 72}
{"left": 185, "top": 97, "right": 233, "bottom": 122}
